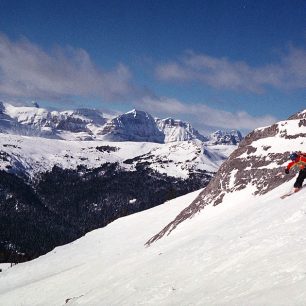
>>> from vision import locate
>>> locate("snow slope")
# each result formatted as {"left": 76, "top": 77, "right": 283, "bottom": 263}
{"left": 146, "top": 109, "right": 306, "bottom": 244}
{"left": 1, "top": 178, "right": 306, "bottom": 305}
{"left": 0, "top": 133, "right": 234, "bottom": 179}
{"left": 0, "top": 264, "right": 11, "bottom": 272}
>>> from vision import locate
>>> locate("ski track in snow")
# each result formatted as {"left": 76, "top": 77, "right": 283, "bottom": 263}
{"left": 1, "top": 179, "right": 306, "bottom": 305}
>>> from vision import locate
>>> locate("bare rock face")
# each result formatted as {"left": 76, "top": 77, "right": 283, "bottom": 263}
{"left": 288, "top": 109, "right": 306, "bottom": 120}
{"left": 146, "top": 109, "right": 306, "bottom": 245}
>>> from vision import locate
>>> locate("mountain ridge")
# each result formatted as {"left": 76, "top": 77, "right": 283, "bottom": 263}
{"left": 0, "top": 126, "right": 236, "bottom": 262}
{"left": 0, "top": 101, "right": 241, "bottom": 262}
{"left": 146, "top": 108, "right": 306, "bottom": 245}
{"left": 0, "top": 102, "right": 243, "bottom": 144}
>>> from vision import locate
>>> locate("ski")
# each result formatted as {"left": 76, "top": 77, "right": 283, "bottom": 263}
{"left": 280, "top": 191, "right": 295, "bottom": 199}
{"left": 280, "top": 188, "right": 301, "bottom": 199}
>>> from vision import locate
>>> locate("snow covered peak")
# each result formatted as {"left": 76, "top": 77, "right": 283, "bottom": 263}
{"left": 5, "top": 103, "right": 52, "bottom": 126}
{"left": 125, "top": 108, "right": 149, "bottom": 118}
{"left": 98, "top": 109, "right": 165, "bottom": 143}
{"left": 155, "top": 117, "right": 208, "bottom": 143}
{"left": 288, "top": 108, "right": 306, "bottom": 120}
{"left": 0, "top": 102, "right": 244, "bottom": 145}
{"left": 0, "top": 103, "right": 108, "bottom": 140}
{"left": 1, "top": 109, "right": 306, "bottom": 306}
{"left": 208, "top": 129, "right": 243, "bottom": 145}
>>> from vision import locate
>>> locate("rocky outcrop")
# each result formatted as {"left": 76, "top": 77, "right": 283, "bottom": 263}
{"left": 288, "top": 109, "right": 306, "bottom": 120}
{"left": 146, "top": 110, "right": 306, "bottom": 245}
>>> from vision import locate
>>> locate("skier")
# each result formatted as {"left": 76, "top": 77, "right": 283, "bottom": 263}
{"left": 285, "top": 151, "right": 306, "bottom": 192}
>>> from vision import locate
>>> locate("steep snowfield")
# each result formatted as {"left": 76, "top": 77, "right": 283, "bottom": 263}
{"left": 1, "top": 177, "right": 306, "bottom": 305}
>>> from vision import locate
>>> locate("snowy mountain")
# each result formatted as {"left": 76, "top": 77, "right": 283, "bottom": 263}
{"left": 0, "top": 103, "right": 22, "bottom": 134}
{"left": 0, "top": 130, "right": 236, "bottom": 262}
{"left": 0, "top": 101, "right": 242, "bottom": 262}
{"left": 208, "top": 129, "right": 243, "bottom": 145}
{"left": 2, "top": 110, "right": 306, "bottom": 305}
{"left": 0, "top": 134, "right": 233, "bottom": 179}
{"left": 1, "top": 173, "right": 306, "bottom": 305}
{"left": 147, "top": 108, "right": 306, "bottom": 244}
{"left": 97, "top": 109, "right": 165, "bottom": 143}
{"left": 3, "top": 102, "right": 107, "bottom": 140}
{"left": 0, "top": 102, "right": 242, "bottom": 143}
{"left": 155, "top": 117, "right": 208, "bottom": 142}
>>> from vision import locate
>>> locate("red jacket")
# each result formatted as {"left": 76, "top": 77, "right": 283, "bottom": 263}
{"left": 287, "top": 154, "right": 306, "bottom": 171}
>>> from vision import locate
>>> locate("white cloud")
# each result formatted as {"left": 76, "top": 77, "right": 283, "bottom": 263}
{"left": 0, "top": 34, "right": 278, "bottom": 132}
{"left": 155, "top": 48, "right": 306, "bottom": 93}
{"left": 0, "top": 34, "right": 135, "bottom": 101}
{"left": 139, "top": 96, "right": 276, "bottom": 131}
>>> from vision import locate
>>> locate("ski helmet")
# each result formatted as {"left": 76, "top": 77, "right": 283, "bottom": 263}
{"left": 289, "top": 152, "right": 298, "bottom": 161}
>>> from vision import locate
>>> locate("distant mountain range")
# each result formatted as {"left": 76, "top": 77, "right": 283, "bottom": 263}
{"left": 2, "top": 109, "right": 306, "bottom": 306}
{"left": 0, "top": 101, "right": 242, "bottom": 262}
{"left": 0, "top": 102, "right": 243, "bottom": 144}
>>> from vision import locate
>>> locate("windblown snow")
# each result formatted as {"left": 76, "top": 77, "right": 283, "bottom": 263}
{"left": 1, "top": 177, "right": 306, "bottom": 305}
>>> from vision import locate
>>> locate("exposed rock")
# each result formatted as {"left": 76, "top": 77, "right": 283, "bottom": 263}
{"left": 146, "top": 109, "right": 306, "bottom": 245}
{"left": 288, "top": 109, "right": 306, "bottom": 120}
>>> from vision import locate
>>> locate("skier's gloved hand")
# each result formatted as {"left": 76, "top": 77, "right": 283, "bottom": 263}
{"left": 285, "top": 169, "right": 289, "bottom": 174}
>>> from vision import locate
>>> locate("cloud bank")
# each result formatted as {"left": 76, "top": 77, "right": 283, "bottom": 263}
{"left": 139, "top": 96, "right": 276, "bottom": 131}
{"left": 0, "top": 34, "right": 135, "bottom": 101}
{"left": 156, "top": 48, "right": 306, "bottom": 93}
{"left": 0, "top": 33, "right": 277, "bottom": 131}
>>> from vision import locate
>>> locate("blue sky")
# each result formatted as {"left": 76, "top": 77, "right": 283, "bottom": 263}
{"left": 0, "top": 0, "right": 306, "bottom": 133}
